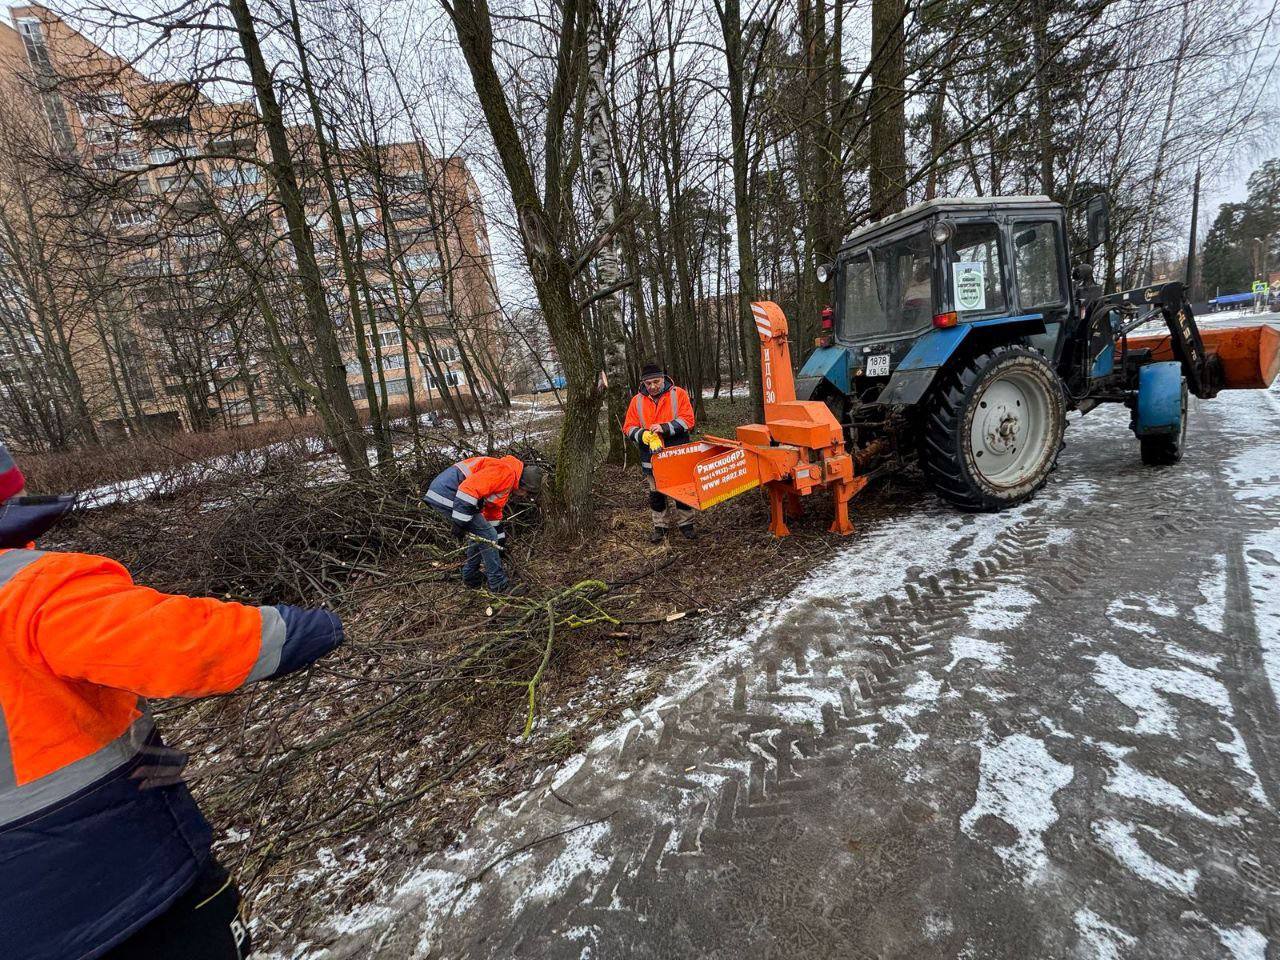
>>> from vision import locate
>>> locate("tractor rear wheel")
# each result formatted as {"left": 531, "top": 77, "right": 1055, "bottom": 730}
{"left": 922, "top": 345, "right": 1066, "bottom": 511}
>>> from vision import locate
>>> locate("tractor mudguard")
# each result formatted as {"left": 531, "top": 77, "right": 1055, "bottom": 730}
{"left": 1134, "top": 361, "right": 1184, "bottom": 437}
{"left": 795, "top": 375, "right": 824, "bottom": 401}
{"left": 797, "top": 346, "right": 851, "bottom": 397}
{"left": 877, "top": 313, "right": 1046, "bottom": 408}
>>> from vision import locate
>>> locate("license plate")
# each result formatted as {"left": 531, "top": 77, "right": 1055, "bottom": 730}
{"left": 865, "top": 353, "right": 891, "bottom": 377}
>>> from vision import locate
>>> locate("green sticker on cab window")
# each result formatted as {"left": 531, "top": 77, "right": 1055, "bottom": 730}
{"left": 954, "top": 261, "right": 986, "bottom": 312}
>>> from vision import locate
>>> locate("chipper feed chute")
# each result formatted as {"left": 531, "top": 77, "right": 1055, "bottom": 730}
{"left": 1125, "top": 323, "right": 1280, "bottom": 391}
{"left": 650, "top": 301, "right": 868, "bottom": 537}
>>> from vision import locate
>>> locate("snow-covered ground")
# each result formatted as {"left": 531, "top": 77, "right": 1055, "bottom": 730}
{"left": 69, "top": 401, "right": 561, "bottom": 510}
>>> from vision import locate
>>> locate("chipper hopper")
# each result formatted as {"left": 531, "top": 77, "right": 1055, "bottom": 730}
{"left": 652, "top": 195, "right": 1279, "bottom": 537}
{"left": 651, "top": 302, "right": 867, "bottom": 537}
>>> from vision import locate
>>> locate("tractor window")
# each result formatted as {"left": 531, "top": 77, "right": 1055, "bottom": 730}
{"left": 841, "top": 230, "right": 933, "bottom": 339}
{"left": 951, "top": 222, "right": 1006, "bottom": 313}
{"left": 1012, "top": 220, "right": 1065, "bottom": 308}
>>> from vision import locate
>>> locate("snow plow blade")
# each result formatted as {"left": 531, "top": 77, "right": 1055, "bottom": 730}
{"left": 1125, "top": 324, "right": 1280, "bottom": 390}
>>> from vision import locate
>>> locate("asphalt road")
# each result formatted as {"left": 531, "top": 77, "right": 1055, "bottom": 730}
{"left": 311, "top": 376, "right": 1280, "bottom": 960}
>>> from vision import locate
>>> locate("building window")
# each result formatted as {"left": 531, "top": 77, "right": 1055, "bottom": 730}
{"left": 428, "top": 370, "right": 464, "bottom": 389}
{"left": 394, "top": 173, "right": 427, "bottom": 194}
{"left": 395, "top": 226, "right": 434, "bottom": 247}
{"left": 212, "top": 164, "right": 262, "bottom": 188}
{"left": 111, "top": 208, "right": 153, "bottom": 228}
{"left": 402, "top": 252, "right": 440, "bottom": 274}
{"left": 84, "top": 124, "right": 114, "bottom": 145}
{"left": 99, "top": 92, "right": 130, "bottom": 116}
{"left": 342, "top": 207, "right": 377, "bottom": 228}
{"left": 350, "top": 377, "right": 408, "bottom": 401}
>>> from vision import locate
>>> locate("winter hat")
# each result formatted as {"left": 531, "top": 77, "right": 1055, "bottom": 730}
{"left": 518, "top": 462, "right": 544, "bottom": 493}
{"left": 640, "top": 362, "right": 664, "bottom": 380}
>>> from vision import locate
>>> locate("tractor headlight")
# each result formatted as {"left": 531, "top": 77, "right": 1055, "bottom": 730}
{"left": 816, "top": 262, "right": 832, "bottom": 284}
{"left": 931, "top": 220, "right": 954, "bottom": 245}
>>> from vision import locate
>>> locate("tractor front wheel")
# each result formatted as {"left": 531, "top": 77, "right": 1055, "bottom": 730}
{"left": 1138, "top": 377, "right": 1189, "bottom": 466}
{"left": 922, "top": 345, "right": 1066, "bottom": 511}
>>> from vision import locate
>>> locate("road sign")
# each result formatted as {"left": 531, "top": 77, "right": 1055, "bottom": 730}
{"left": 1253, "top": 281, "right": 1268, "bottom": 294}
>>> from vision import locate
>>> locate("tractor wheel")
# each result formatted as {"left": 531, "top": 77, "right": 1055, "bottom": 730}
{"left": 1139, "top": 380, "right": 1189, "bottom": 466}
{"left": 922, "top": 345, "right": 1066, "bottom": 511}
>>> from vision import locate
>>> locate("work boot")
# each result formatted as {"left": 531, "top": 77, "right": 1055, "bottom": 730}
{"left": 462, "top": 576, "right": 484, "bottom": 589}
{"left": 490, "top": 581, "right": 528, "bottom": 597}
{"left": 677, "top": 524, "right": 697, "bottom": 541}
{"left": 648, "top": 526, "right": 666, "bottom": 544}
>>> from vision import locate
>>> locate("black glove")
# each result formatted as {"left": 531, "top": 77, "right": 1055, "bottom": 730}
{"left": 495, "top": 523, "right": 506, "bottom": 544}
{"left": 451, "top": 523, "right": 467, "bottom": 540}
{"left": 130, "top": 743, "right": 189, "bottom": 790}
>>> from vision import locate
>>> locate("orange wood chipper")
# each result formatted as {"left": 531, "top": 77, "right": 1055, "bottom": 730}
{"left": 651, "top": 301, "right": 867, "bottom": 537}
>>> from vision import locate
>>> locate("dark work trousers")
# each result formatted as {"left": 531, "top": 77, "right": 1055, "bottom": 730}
{"left": 102, "top": 857, "right": 252, "bottom": 960}
{"left": 644, "top": 470, "right": 695, "bottom": 529}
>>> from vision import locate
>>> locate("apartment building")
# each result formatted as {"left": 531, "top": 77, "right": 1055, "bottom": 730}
{"left": 0, "top": 5, "right": 500, "bottom": 442}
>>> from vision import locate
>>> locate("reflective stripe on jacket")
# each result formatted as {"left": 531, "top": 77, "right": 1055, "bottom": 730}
{"left": 425, "top": 455, "right": 524, "bottom": 525}
{"left": 621, "top": 381, "right": 696, "bottom": 469}
{"left": 0, "top": 548, "right": 342, "bottom": 959}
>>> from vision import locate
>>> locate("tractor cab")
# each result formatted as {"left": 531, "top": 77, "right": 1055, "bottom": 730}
{"left": 801, "top": 196, "right": 1073, "bottom": 408}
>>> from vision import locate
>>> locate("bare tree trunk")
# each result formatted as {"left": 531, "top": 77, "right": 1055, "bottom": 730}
{"left": 285, "top": 0, "right": 393, "bottom": 468}
{"left": 587, "top": 0, "right": 629, "bottom": 464}
{"left": 227, "top": 0, "right": 369, "bottom": 475}
{"left": 868, "top": 0, "right": 907, "bottom": 219}
{"left": 716, "top": 0, "right": 764, "bottom": 416}
{"left": 442, "top": 0, "right": 602, "bottom": 530}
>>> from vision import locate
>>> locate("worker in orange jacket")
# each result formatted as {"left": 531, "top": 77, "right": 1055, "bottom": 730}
{"left": 425, "top": 454, "right": 542, "bottom": 593}
{"left": 622, "top": 362, "right": 697, "bottom": 542}
{"left": 0, "top": 442, "right": 344, "bottom": 960}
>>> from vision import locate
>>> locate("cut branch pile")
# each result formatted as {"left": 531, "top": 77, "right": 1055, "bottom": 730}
{"left": 50, "top": 452, "right": 630, "bottom": 940}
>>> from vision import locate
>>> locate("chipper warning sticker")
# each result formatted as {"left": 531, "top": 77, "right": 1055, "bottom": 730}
{"left": 953, "top": 261, "right": 986, "bottom": 311}
{"left": 695, "top": 448, "right": 760, "bottom": 508}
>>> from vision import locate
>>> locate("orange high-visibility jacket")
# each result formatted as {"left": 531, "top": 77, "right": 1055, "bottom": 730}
{"left": 622, "top": 382, "right": 695, "bottom": 443}
{"left": 622, "top": 381, "right": 695, "bottom": 464}
{"left": 0, "top": 547, "right": 342, "bottom": 960}
{"left": 0, "top": 548, "right": 289, "bottom": 799}
{"left": 427, "top": 454, "right": 524, "bottom": 525}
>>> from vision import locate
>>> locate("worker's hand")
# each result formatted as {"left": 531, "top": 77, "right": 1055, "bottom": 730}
{"left": 451, "top": 523, "right": 468, "bottom": 541}
{"left": 641, "top": 430, "right": 665, "bottom": 452}
{"left": 130, "top": 743, "right": 189, "bottom": 790}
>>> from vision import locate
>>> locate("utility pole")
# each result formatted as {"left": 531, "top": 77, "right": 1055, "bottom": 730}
{"left": 1185, "top": 163, "right": 1200, "bottom": 299}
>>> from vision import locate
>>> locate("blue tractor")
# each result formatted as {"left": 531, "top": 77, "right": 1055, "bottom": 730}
{"left": 793, "top": 194, "right": 1277, "bottom": 510}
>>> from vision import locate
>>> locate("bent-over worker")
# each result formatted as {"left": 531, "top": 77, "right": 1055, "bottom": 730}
{"left": 622, "top": 362, "right": 697, "bottom": 542}
{"left": 425, "top": 454, "right": 542, "bottom": 594}
{"left": 0, "top": 441, "right": 345, "bottom": 960}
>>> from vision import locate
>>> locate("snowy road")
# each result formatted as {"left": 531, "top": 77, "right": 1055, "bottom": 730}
{"left": 303, "top": 378, "right": 1280, "bottom": 959}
